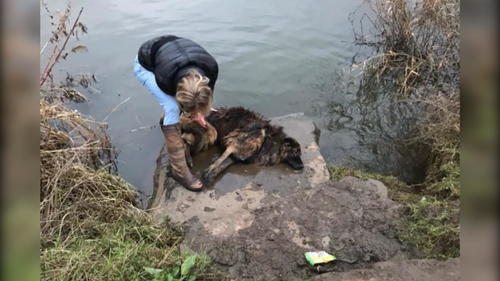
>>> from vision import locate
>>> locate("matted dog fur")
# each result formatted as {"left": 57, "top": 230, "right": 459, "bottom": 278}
{"left": 180, "top": 107, "right": 303, "bottom": 184}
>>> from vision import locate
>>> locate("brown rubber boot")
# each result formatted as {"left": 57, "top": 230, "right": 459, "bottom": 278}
{"left": 161, "top": 124, "right": 203, "bottom": 191}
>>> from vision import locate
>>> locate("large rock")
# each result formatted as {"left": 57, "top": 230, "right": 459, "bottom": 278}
{"left": 178, "top": 178, "right": 408, "bottom": 281}
{"left": 309, "top": 258, "right": 461, "bottom": 281}
{"left": 147, "top": 113, "right": 411, "bottom": 281}
{"left": 148, "top": 112, "right": 329, "bottom": 222}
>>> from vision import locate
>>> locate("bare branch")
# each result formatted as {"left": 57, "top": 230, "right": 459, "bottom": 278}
{"left": 40, "top": 7, "right": 84, "bottom": 86}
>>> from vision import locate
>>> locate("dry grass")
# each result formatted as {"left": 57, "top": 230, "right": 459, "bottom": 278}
{"left": 415, "top": 89, "right": 460, "bottom": 198}
{"left": 40, "top": 97, "right": 127, "bottom": 242}
{"left": 40, "top": 96, "right": 228, "bottom": 281}
{"left": 40, "top": 4, "right": 229, "bottom": 280}
{"left": 344, "top": 0, "right": 460, "bottom": 258}
{"left": 352, "top": 0, "right": 460, "bottom": 196}
{"left": 353, "top": 0, "right": 459, "bottom": 98}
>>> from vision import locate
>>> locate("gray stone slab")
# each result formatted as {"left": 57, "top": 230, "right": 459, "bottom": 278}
{"left": 146, "top": 113, "right": 419, "bottom": 281}
{"left": 148, "top": 112, "right": 329, "bottom": 224}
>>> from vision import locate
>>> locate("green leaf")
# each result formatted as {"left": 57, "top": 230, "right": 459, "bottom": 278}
{"left": 181, "top": 255, "right": 197, "bottom": 277}
{"left": 71, "top": 45, "right": 88, "bottom": 53}
{"left": 187, "top": 275, "right": 197, "bottom": 281}
{"left": 166, "top": 273, "right": 174, "bottom": 281}
{"left": 144, "top": 267, "right": 163, "bottom": 275}
{"left": 171, "top": 267, "right": 180, "bottom": 277}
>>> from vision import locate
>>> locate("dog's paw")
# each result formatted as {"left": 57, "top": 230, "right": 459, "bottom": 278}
{"left": 202, "top": 170, "right": 215, "bottom": 186}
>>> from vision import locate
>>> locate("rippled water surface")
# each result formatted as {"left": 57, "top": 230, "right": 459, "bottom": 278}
{"left": 41, "top": 0, "right": 428, "bottom": 201}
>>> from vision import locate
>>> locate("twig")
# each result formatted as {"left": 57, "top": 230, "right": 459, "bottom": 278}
{"left": 40, "top": 7, "right": 84, "bottom": 86}
{"left": 129, "top": 126, "right": 150, "bottom": 133}
{"left": 41, "top": 147, "right": 113, "bottom": 154}
{"left": 103, "top": 97, "right": 131, "bottom": 121}
{"left": 40, "top": 41, "right": 49, "bottom": 55}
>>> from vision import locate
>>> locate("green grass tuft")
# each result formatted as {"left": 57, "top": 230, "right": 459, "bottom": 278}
{"left": 42, "top": 219, "right": 181, "bottom": 281}
{"left": 400, "top": 197, "right": 460, "bottom": 259}
{"left": 424, "top": 147, "right": 460, "bottom": 199}
{"left": 41, "top": 218, "right": 225, "bottom": 281}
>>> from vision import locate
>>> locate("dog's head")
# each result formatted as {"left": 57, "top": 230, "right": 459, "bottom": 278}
{"left": 179, "top": 114, "right": 217, "bottom": 154}
{"left": 281, "top": 137, "right": 304, "bottom": 170}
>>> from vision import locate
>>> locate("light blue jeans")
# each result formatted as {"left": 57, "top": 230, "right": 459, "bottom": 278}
{"left": 133, "top": 56, "right": 180, "bottom": 126}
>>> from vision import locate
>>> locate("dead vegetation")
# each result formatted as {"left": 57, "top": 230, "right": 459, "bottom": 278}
{"left": 338, "top": 0, "right": 461, "bottom": 259}
{"left": 352, "top": 0, "right": 459, "bottom": 98}
{"left": 415, "top": 89, "right": 460, "bottom": 198}
{"left": 40, "top": 98, "right": 123, "bottom": 243}
{"left": 351, "top": 0, "right": 460, "bottom": 196}
{"left": 40, "top": 1, "right": 97, "bottom": 104}
{"left": 40, "top": 3, "right": 228, "bottom": 280}
{"left": 40, "top": 96, "right": 228, "bottom": 281}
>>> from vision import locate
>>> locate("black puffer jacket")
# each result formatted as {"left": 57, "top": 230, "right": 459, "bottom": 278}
{"left": 137, "top": 35, "right": 219, "bottom": 96}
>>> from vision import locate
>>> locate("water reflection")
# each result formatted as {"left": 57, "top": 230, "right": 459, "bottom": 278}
{"left": 317, "top": 69, "right": 430, "bottom": 184}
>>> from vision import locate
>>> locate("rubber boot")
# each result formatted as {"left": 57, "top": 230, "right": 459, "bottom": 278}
{"left": 161, "top": 124, "right": 203, "bottom": 191}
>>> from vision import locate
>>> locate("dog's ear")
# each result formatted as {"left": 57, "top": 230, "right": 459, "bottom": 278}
{"left": 283, "top": 137, "right": 300, "bottom": 148}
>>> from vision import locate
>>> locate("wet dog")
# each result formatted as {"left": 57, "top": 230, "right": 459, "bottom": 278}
{"left": 180, "top": 107, "right": 304, "bottom": 185}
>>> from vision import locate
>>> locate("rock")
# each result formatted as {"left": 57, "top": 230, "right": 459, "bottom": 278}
{"left": 147, "top": 113, "right": 413, "bottom": 281}
{"left": 179, "top": 179, "right": 408, "bottom": 281}
{"left": 338, "top": 176, "right": 389, "bottom": 201}
{"left": 148, "top": 144, "right": 176, "bottom": 213}
{"left": 148, "top": 112, "right": 329, "bottom": 218}
{"left": 309, "top": 258, "right": 461, "bottom": 281}
{"left": 270, "top": 113, "right": 330, "bottom": 188}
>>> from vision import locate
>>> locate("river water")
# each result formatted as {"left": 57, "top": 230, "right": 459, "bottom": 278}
{"left": 41, "top": 0, "right": 428, "bottom": 202}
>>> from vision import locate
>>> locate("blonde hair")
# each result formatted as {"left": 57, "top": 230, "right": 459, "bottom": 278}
{"left": 176, "top": 69, "right": 213, "bottom": 116}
